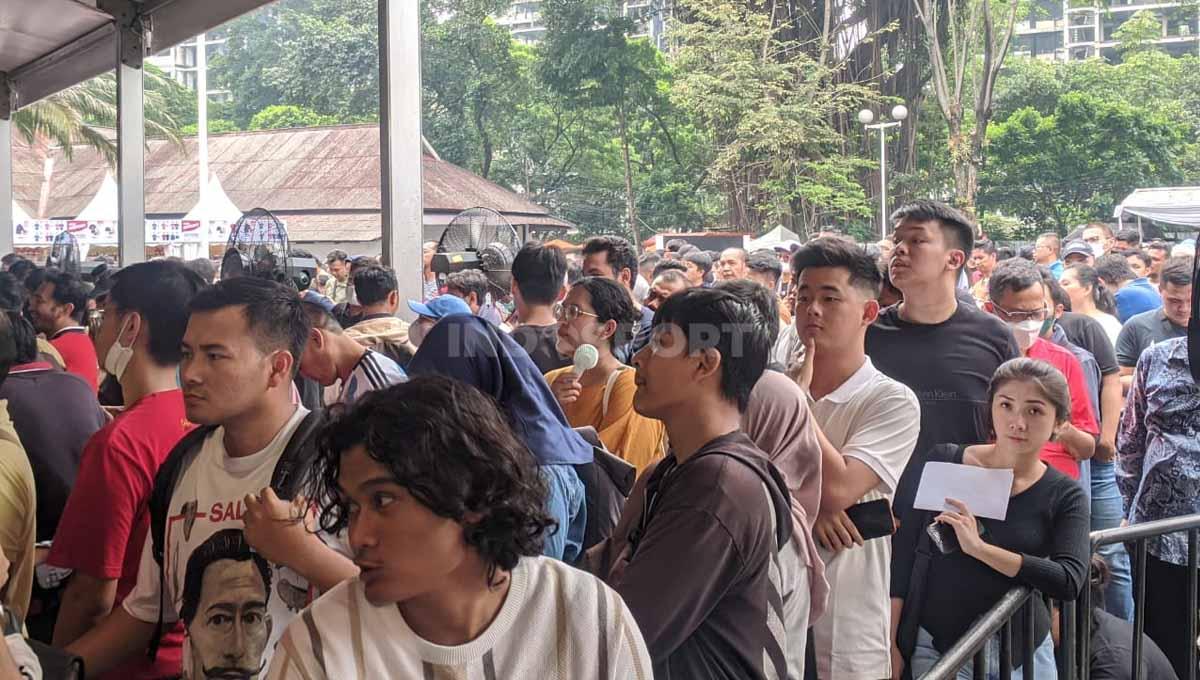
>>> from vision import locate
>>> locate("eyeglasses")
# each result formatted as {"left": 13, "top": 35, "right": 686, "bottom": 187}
{"left": 992, "top": 303, "right": 1048, "bottom": 323}
{"left": 554, "top": 303, "right": 600, "bottom": 322}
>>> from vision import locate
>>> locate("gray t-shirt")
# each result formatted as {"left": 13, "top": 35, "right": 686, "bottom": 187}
{"left": 1115, "top": 308, "right": 1187, "bottom": 368}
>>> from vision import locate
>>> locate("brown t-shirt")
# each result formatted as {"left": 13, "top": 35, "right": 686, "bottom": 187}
{"left": 585, "top": 431, "right": 793, "bottom": 680}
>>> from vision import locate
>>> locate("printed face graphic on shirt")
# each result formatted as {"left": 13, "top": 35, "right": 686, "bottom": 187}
{"left": 181, "top": 530, "right": 274, "bottom": 680}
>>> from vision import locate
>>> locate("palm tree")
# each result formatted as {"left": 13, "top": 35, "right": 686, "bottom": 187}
{"left": 13, "top": 65, "right": 186, "bottom": 163}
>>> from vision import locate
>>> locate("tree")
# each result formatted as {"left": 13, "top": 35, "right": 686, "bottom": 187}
{"left": 539, "top": 0, "right": 668, "bottom": 248}
{"left": 421, "top": 0, "right": 523, "bottom": 178}
{"left": 980, "top": 92, "right": 1185, "bottom": 232}
{"left": 248, "top": 105, "right": 338, "bottom": 130}
{"left": 214, "top": 0, "right": 379, "bottom": 127}
{"left": 670, "top": 0, "right": 875, "bottom": 234}
{"left": 14, "top": 67, "right": 185, "bottom": 162}
{"left": 1114, "top": 9, "right": 1164, "bottom": 57}
{"left": 913, "top": 0, "right": 1021, "bottom": 214}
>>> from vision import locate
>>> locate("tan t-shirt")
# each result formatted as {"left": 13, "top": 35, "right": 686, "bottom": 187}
{"left": 0, "top": 400, "right": 36, "bottom": 621}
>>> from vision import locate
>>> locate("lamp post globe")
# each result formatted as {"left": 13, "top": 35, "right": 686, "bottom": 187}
{"left": 891, "top": 104, "right": 909, "bottom": 121}
{"left": 857, "top": 109, "right": 875, "bottom": 125}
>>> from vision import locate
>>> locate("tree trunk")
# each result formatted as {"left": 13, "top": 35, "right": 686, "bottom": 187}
{"left": 617, "top": 102, "right": 641, "bottom": 252}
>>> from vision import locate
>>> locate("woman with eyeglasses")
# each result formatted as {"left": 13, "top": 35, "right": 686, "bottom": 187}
{"left": 546, "top": 277, "right": 666, "bottom": 473}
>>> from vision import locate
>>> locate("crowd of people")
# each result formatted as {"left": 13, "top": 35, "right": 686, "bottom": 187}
{"left": 0, "top": 200, "right": 1191, "bottom": 679}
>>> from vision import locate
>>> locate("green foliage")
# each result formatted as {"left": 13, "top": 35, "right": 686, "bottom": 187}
{"left": 1114, "top": 10, "right": 1164, "bottom": 56}
{"left": 14, "top": 67, "right": 184, "bottom": 163}
{"left": 670, "top": 0, "right": 875, "bottom": 234}
{"left": 215, "top": 0, "right": 379, "bottom": 127}
{"left": 180, "top": 119, "right": 241, "bottom": 135}
{"left": 980, "top": 92, "right": 1185, "bottom": 232}
{"left": 248, "top": 105, "right": 338, "bottom": 130}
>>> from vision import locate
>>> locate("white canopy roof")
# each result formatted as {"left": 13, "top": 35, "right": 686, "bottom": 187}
{"left": 1113, "top": 187, "right": 1200, "bottom": 227}
{"left": 74, "top": 173, "right": 118, "bottom": 222}
{"left": 746, "top": 224, "right": 801, "bottom": 250}
{"left": 11, "top": 202, "right": 31, "bottom": 225}
{"left": 184, "top": 173, "right": 243, "bottom": 223}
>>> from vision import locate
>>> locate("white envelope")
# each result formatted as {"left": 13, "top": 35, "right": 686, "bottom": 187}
{"left": 913, "top": 462, "right": 1014, "bottom": 520}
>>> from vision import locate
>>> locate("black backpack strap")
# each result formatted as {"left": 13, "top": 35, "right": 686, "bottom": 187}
{"left": 145, "top": 424, "right": 216, "bottom": 660}
{"left": 270, "top": 409, "right": 325, "bottom": 500}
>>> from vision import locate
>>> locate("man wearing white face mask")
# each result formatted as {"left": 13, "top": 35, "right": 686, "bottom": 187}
{"left": 47, "top": 261, "right": 207, "bottom": 680}
{"left": 986, "top": 258, "right": 1098, "bottom": 481}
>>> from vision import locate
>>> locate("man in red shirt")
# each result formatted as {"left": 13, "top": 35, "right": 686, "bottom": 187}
{"left": 47, "top": 261, "right": 207, "bottom": 680}
{"left": 987, "top": 258, "right": 1097, "bottom": 478}
{"left": 27, "top": 270, "right": 98, "bottom": 392}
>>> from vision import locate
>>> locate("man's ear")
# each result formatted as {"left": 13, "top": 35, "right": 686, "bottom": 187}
{"left": 695, "top": 346, "right": 722, "bottom": 384}
{"left": 947, "top": 249, "right": 967, "bottom": 273}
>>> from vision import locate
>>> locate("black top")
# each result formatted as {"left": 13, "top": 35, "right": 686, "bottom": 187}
{"left": 1090, "top": 608, "right": 1178, "bottom": 680}
{"left": 509, "top": 323, "right": 570, "bottom": 375}
{"left": 891, "top": 445, "right": 1090, "bottom": 659}
{"left": 1058, "top": 312, "right": 1118, "bottom": 376}
{"left": 0, "top": 366, "right": 106, "bottom": 541}
{"left": 1115, "top": 308, "right": 1187, "bottom": 368}
{"left": 867, "top": 302, "right": 1020, "bottom": 516}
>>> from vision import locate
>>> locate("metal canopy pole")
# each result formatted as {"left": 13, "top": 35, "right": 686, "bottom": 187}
{"left": 113, "top": 2, "right": 147, "bottom": 266}
{"left": 0, "top": 76, "right": 13, "bottom": 256}
{"left": 378, "top": 0, "right": 424, "bottom": 312}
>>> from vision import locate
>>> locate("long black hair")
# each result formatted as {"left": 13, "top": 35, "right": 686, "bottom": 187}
{"left": 1065, "top": 264, "right": 1117, "bottom": 316}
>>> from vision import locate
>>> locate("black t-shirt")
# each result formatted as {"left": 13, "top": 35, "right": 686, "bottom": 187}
{"left": 891, "top": 447, "right": 1090, "bottom": 662}
{"left": 1115, "top": 308, "right": 1187, "bottom": 368}
{"left": 0, "top": 366, "right": 106, "bottom": 541}
{"left": 1058, "top": 312, "right": 1118, "bottom": 376}
{"left": 867, "top": 302, "right": 1020, "bottom": 515}
{"left": 1090, "top": 608, "right": 1178, "bottom": 680}
{"left": 509, "top": 324, "right": 570, "bottom": 375}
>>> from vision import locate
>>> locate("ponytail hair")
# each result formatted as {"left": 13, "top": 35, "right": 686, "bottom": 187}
{"left": 1066, "top": 264, "right": 1116, "bottom": 316}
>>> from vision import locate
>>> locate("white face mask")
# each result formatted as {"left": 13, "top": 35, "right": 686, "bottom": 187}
{"left": 1008, "top": 319, "right": 1042, "bottom": 351}
{"left": 103, "top": 315, "right": 137, "bottom": 382}
{"left": 1090, "top": 242, "right": 1105, "bottom": 258}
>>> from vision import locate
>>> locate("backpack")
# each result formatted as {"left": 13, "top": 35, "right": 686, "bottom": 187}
{"left": 573, "top": 427, "right": 637, "bottom": 553}
{"left": 144, "top": 410, "right": 325, "bottom": 657}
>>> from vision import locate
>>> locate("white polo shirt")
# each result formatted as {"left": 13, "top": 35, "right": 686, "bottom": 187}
{"left": 809, "top": 357, "right": 920, "bottom": 680}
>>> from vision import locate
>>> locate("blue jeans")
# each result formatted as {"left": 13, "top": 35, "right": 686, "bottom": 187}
{"left": 541, "top": 464, "right": 586, "bottom": 564}
{"left": 1090, "top": 461, "right": 1134, "bottom": 620}
{"left": 910, "top": 627, "right": 1057, "bottom": 679}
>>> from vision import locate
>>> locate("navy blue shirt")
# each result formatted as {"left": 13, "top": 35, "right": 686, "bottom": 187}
{"left": 1114, "top": 278, "right": 1161, "bottom": 323}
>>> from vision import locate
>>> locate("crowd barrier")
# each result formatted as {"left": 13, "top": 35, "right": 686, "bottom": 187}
{"left": 919, "top": 513, "right": 1200, "bottom": 680}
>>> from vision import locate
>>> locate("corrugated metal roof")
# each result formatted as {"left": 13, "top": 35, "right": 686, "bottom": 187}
{"left": 12, "top": 123, "right": 572, "bottom": 241}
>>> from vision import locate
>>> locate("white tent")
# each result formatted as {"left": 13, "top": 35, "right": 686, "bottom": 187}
{"left": 746, "top": 224, "right": 801, "bottom": 250}
{"left": 1113, "top": 187, "right": 1200, "bottom": 235}
{"left": 74, "top": 173, "right": 119, "bottom": 222}
{"left": 11, "top": 202, "right": 31, "bottom": 225}
{"left": 183, "top": 173, "right": 243, "bottom": 223}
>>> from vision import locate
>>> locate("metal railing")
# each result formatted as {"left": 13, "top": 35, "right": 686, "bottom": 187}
{"left": 919, "top": 513, "right": 1200, "bottom": 680}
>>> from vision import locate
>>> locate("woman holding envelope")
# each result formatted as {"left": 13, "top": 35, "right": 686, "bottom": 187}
{"left": 890, "top": 358, "right": 1091, "bottom": 679}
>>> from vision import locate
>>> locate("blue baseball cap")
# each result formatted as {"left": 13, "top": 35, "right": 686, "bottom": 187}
{"left": 408, "top": 294, "right": 472, "bottom": 320}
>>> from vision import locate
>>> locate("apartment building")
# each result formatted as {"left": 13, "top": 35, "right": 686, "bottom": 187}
{"left": 1014, "top": 0, "right": 1200, "bottom": 61}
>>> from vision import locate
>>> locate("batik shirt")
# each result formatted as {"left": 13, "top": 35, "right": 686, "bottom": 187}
{"left": 1117, "top": 337, "right": 1200, "bottom": 566}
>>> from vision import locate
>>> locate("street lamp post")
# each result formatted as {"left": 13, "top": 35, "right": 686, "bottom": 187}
{"left": 859, "top": 104, "right": 908, "bottom": 240}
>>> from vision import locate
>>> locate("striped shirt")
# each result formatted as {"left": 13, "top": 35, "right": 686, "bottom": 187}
{"left": 266, "top": 556, "right": 653, "bottom": 680}
{"left": 338, "top": 350, "right": 407, "bottom": 405}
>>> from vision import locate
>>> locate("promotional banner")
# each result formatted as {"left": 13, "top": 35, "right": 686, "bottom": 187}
{"left": 13, "top": 219, "right": 265, "bottom": 246}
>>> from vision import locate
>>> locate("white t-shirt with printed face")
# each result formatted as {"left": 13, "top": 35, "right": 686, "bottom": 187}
{"left": 123, "top": 407, "right": 312, "bottom": 680}
{"left": 808, "top": 358, "right": 920, "bottom": 680}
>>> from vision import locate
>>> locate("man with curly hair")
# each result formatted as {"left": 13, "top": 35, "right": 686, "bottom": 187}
{"left": 266, "top": 377, "right": 652, "bottom": 679}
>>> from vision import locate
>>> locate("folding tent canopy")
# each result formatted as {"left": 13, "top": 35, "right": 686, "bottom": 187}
{"left": 1113, "top": 187, "right": 1200, "bottom": 239}
{"left": 746, "top": 225, "right": 801, "bottom": 251}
